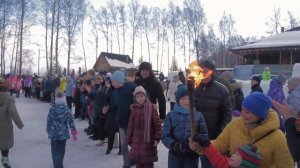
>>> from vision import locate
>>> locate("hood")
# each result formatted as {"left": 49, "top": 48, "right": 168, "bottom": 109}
{"left": 249, "top": 109, "right": 279, "bottom": 139}
{"left": 269, "top": 78, "right": 282, "bottom": 90}
{"left": 0, "top": 92, "right": 10, "bottom": 106}
{"left": 286, "top": 85, "right": 300, "bottom": 114}
{"left": 173, "top": 104, "right": 190, "bottom": 115}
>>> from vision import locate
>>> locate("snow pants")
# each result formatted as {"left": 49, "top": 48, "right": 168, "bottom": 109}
{"left": 51, "top": 140, "right": 66, "bottom": 168}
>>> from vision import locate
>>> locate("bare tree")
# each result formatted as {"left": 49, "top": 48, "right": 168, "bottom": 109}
{"left": 152, "top": 7, "right": 161, "bottom": 71}
{"left": 118, "top": 3, "right": 126, "bottom": 54}
{"left": 18, "top": 0, "right": 26, "bottom": 75}
{"left": 168, "top": 2, "right": 181, "bottom": 62}
{"left": 265, "top": 7, "right": 281, "bottom": 35}
{"left": 97, "top": 7, "right": 110, "bottom": 52}
{"left": 49, "top": 0, "right": 57, "bottom": 74}
{"left": 55, "top": 0, "right": 61, "bottom": 73}
{"left": 128, "top": 0, "right": 140, "bottom": 62}
{"left": 108, "top": 0, "right": 120, "bottom": 53}
{"left": 287, "top": 11, "right": 298, "bottom": 29}
{"left": 88, "top": 6, "right": 100, "bottom": 60}
{"left": 141, "top": 6, "right": 152, "bottom": 63}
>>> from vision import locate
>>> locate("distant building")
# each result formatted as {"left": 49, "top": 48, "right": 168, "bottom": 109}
{"left": 93, "top": 52, "right": 137, "bottom": 76}
{"left": 231, "top": 27, "right": 300, "bottom": 65}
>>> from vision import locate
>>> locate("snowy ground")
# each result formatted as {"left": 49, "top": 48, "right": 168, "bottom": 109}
{"left": 2, "top": 80, "right": 296, "bottom": 168}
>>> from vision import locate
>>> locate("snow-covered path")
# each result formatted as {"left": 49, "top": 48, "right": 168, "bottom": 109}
{"left": 5, "top": 97, "right": 169, "bottom": 168}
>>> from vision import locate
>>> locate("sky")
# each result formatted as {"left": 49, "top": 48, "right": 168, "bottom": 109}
{"left": 8, "top": 0, "right": 300, "bottom": 75}
{"left": 91, "top": 0, "right": 300, "bottom": 37}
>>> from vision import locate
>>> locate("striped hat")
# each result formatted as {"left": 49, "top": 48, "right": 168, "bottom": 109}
{"left": 237, "top": 144, "right": 261, "bottom": 168}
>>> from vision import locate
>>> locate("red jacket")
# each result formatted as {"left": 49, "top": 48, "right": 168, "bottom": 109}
{"left": 126, "top": 103, "right": 162, "bottom": 163}
{"left": 203, "top": 144, "right": 230, "bottom": 168}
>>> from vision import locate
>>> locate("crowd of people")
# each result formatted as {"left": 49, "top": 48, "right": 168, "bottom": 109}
{"left": 0, "top": 60, "right": 300, "bottom": 168}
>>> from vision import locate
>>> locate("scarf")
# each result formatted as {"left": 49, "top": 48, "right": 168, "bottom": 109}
{"left": 135, "top": 100, "right": 152, "bottom": 143}
{"left": 246, "top": 118, "right": 266, "bottom": 129}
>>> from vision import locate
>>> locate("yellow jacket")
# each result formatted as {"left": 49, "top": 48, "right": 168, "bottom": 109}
{"left": 59, "top": 79, "right": 67, "bottom": 92}
{"left": 212, "top": 110, "right": 294, "bottom": 168}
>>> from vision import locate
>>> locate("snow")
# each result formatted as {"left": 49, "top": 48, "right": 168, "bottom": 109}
{"left": 232, "top": 30, "right": 300, "bottom": 50}
{"left": 105, "top": 56, "right": 136, "bottom": 69}
{"left": 3, "top": 80, "right": 298, "bottom": 168}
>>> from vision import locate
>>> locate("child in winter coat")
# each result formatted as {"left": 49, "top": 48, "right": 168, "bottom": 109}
{"left": 126, "top": 86, "right": 162, "bottom": 168}
{"left": 162, "top": 84, "right": 209, "bottom": 168}
{"left": 47, "top": 91, "right": 77, "bottom": 168}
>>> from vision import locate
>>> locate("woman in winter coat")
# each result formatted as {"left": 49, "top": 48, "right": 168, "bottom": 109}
{"left": 286, "top": 76, "right": 300, "bottom": 118}
{"left": 267, "top": 76, "right": 286, "bottom": 132}
{"left": 167, "top": 75, "right": 182, "bottom": 110}
{"left": 126, "top": 86, "right": 162, "bottom": 168}
{"left": 191, "top": 92, "right": 294, "bottom": 168}
{"left": 0, "top": 78, "right": 24, "bottom": 168}
{"left": 15, "top": 77, "right": 22, "bottom": 98}
{"left": 103, "top": 78, "right": 120, "bottom": 155}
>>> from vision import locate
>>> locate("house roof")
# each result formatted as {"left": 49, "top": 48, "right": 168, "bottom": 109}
{"left": 100, "top": 52, "right": 133, "bottom": 63}
{"left": 105, "top": 56, "right": 136, "bottom": 69}
{"left": 231, "top": 30, "right": 300, "bottom": 51}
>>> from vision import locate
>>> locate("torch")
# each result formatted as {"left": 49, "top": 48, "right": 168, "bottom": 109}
{"left": 187, "top": 60, "right": 213, "bottom": 138}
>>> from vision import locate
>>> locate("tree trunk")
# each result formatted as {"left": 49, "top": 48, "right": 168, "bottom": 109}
{"left": 123, "top": 23, "right": 125, "bottom": 55}
{"left": 95, "top": 34, "right": 98, "bottom": 61}
{"left": 45, "top": 1, "right": 49, "bottom": 74}
{"left": 0, "top": 2, "right": 6, "bottom": 75}
{"left": 188, "top": 33, "right": 191, "bottom": 64}
{"left": 156, "top": 25, "right": 159, "bottom": 72}
{"left": 106, "top": 25, "right": 109, "bottom": 52}
{"left": 50, "top": 0, "right": 57, "bottom": 75}
{"left": 160, "top": 32, "right": 164, "bottom": 72}
{"left": 55, "top": 0, "right": 60, "bottom": 73}
{"left": 19, "top": 0, "right": 25, "bottom": 75}
{"left": 67, "top": 8, "right": 71, "bottom": 73}
{"left": 132, "top": 27, "right": 135, "bottom": 62}
{"left": 140, "top": 32, "right": 142, "bottom": 60}
{"left": 173, "top": 29, "right": 175, "bottom": 63}
{"left": 10, "top": 25, "right": 18, "bottom": 74}
{"left": 167, "top": 40, "right": 170, "bottom": 72}
{"left": 183, "top": 35, "right": 186, "bottom": 69}
{"left": 146, "top": 31, "right": 151, "bottom": 63}
{"left": 110, "top": 25, "right": 113, "bottom": 53}
{"left": 81, "top": 20, "right": 87, "bottom": 71}
{"left": 14, "top": 29, "right": 20, "bottom": 75}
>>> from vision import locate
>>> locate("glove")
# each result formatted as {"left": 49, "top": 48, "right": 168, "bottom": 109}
{"left": 71, "top": 130, "right": 78, "bottom": 141}
{"left": 192, "top": 135, "right": 210, "bottom": 148}
{"left": 171, "top": 141, "right": 183, "bottom": 155}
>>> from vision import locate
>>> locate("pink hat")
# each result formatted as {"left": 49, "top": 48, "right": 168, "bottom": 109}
{"left": 133, "top": 86, "right": 147, "bottom": 96}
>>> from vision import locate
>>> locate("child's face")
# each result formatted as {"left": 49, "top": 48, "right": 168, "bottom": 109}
{"left": 179, "top": 96, "right": 189, "bottom": 108}
{"left": 229, "top": 151, "right": 242, "bottom": 167}
{"left": 135, "top": 93, "right": 146, "bottom": 104}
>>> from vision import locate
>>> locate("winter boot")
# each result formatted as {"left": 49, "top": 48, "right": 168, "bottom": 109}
{"left": 1, "top": 157, "right": 12, "bottom": 168}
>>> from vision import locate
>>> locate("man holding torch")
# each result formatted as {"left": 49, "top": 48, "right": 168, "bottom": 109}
{"left": 194, "top": 59, "right": 232, "bottom": 168}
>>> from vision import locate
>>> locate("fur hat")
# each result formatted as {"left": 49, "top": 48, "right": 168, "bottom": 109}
{"left": 237, "top": 144, "right": 261, "bottom": 168}
{"left": 242, "top": 92, "right": 271, "bottom": 119}
{"left": 111, "top": 70, "right": 125, "bottom": 84}
{"left": 139, "top": 62, "right": 152, "bottom": 71}
{"left": 133, "top": 86, "right": 147, "bottom": 96}
{"left": 176, "top": 84, "right": 189, "bottom": 104}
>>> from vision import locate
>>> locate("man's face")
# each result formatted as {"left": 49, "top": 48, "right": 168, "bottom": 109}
{"left": 201, "top": 67, "right": 213, "bottom": 84}
{"left": 141, "top": 69, "right": 150, "bottom": 79}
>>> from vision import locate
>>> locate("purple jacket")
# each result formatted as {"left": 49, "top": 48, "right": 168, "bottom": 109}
{"left": 23, "top": 77, "right": 32, "bottom": 88}
{"left": 267, "top": 78, "right": 285, "bottom": 104}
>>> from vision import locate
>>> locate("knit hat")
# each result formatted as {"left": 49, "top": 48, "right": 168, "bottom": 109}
{"left": 176, "top": 84, "right": 189, "bottom": 104}
{"left": 251, "top": 76, "right": 261, "bottom": 85}
{"left": 242, "top": 92, "right": 271, "bottom": 119}
{"left": 139, "top": 62, "right": 152, "bottom": 71}
{"left": 199, "top": 59, "right": 216, "bottom": 71}
{"left": 55, "top": 90, "right": 66, "bottom": 105}
{"left": 237, "top": 144, "right": 261, "bottom": 168}
{"left": 133, "top": 86, "right": 147, "bottom": 96}
{"left": 111, "top": 70, "right": 125, "bottom": 83}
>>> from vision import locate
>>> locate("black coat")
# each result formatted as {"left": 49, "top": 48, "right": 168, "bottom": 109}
{"left": 104, "top": 88, "right": 118, "bottom": 134}
{"left": 135, "top": 77, "right": 166, "bottom": 119}
{"left": 251, "top": 84, "right": 263, "bottom": 93}
{"left": 194, "top": 80, "right": 232, "bottom": 139}
{"left": 284, "top": 118, "right": 300, "bottom": 162}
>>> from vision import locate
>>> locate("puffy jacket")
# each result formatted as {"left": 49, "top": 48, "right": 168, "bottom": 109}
{"left": 167, "top": 81, "right": 182, "bottom": 102}
{"left": 194, "top": 80, "right": 232, "bottom": 139}
{"left": 114, "top": 82, "right": 136, "bottom": 128}
{"left": 47, "top": 104, "right": 76, "bottom": 140}
{"left": 284, "top": 117, "right": 300, "bottom": 162}
{"left": 162, "top": 104, "right": 208, "bottom": 157}
{"left": 212, "top": 110, "right": 294, "bottom": 168}
{"left": 65, "top": 80, "right": 75, "bottom": 97}
{"left": 126, "top": 103, "right": 162, "bottom": 163}
{"left": 135, "top": 76, "right": 166, "bottom": 119}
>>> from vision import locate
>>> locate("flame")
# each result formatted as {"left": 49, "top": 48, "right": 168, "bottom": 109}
{"left": 187, "top": 60, "right": 213, "bottom": 87}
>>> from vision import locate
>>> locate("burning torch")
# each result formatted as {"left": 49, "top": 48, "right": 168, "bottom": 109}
{"left": 187, "top": 60, "right": 213, "bottom": 137}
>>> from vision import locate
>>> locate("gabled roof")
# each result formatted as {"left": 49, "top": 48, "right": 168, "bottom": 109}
{"left": 99, "top": 52, "right": 133, "bottom": 63}
{"left": 231, "top": 29, "right": 300, "bottom": 51}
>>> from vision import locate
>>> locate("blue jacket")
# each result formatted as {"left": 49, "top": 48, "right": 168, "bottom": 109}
{"left": 162, "top": 104, "right": 208, "bottom": 155}
{"left": 47, "top": 104, "right": 76, "bottom": 140}
{"left": 65, "top": 80, "right": 75, "bottom": 97}
{"left": 44, "top": 79, "right": 52, "bottom": 92}
{"left": 114, "top": 82, "right": 136, "bottom": 128}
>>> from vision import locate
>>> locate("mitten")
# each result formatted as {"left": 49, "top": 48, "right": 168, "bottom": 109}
{"left": 71, "top": 130, "right": 78, "bottom": 141}
{"left": 193, "top": 135, "right": 210, "bottom": 148}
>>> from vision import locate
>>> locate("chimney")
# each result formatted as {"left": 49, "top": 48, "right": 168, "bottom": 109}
{"left": 281, "top": 27, "right": 284, "bottom": 33}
